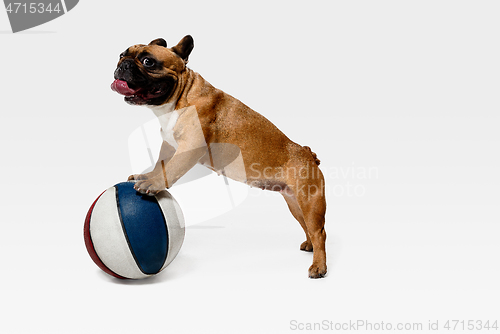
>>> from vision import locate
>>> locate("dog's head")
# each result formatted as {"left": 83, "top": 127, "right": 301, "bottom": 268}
{"left": 111, "top": 35, "right": 194, "bottom": 106}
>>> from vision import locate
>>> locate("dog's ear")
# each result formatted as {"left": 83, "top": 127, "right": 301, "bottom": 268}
{"left": 149, "top": 38, "right": 167, "bottom": 48}
{"left": 171, "top": 35, "right": 194, "bottom": 63}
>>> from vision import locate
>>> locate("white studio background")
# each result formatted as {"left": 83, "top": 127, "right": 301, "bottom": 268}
{"left": 1, "top": 1, "right": 499, "bottom": 333}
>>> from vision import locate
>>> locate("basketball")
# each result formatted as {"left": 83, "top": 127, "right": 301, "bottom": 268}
{"left": 84, "top": 182, "right": 185, "bottom": 279}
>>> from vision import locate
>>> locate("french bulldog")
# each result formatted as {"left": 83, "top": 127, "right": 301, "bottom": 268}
{"left": 111, "top": 35, "right": 327, "bottom": 278}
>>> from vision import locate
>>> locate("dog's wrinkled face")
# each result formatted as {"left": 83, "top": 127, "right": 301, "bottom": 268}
{"left": 112, "top": 36, "right": 194, "bottom": 106}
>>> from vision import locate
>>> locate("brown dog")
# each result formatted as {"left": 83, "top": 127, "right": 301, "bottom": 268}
{"left": 111, "top": 35, "right": 327, "bottom": 278}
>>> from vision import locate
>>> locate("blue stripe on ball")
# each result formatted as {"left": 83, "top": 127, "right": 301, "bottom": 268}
{"left": 115, "top": 182, "right": 169, "bottom": 275}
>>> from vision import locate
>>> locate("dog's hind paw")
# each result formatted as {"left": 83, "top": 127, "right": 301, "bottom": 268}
{"left": 308, "top": 263, "right": 327, "bottom": 279}
{"left": 300, "top": 240, "right": 313, "bottom": 252}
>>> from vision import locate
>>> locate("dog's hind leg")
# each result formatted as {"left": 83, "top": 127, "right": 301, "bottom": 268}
{"left": 282, "top": 193, "right": 313, "bottom": 252}
{"left": 287, "top": 165, "right": 327, "bottom": 279}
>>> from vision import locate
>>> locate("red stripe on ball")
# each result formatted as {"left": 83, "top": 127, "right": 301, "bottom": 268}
{"left": 84, "top": 191, "right": 128, "bottom": 280}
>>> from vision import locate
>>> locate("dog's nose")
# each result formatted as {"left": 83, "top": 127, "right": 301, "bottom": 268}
{"left": 120, "top": 59, "right": 135, "bottom": 70}
{"left": 114, "top": 59, "right": 135, "bottom": 80}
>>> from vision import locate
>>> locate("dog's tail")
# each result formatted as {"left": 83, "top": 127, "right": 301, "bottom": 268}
{"left": 303, "top": 146, "right": 321, "bottom": 165}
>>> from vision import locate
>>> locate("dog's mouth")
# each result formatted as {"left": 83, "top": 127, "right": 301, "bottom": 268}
{"left": 111, "top": 79, "right": 173, "bottom": 106}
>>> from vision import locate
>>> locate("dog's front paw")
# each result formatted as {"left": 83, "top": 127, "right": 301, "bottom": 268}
{"left": 128, "top": 173, "right": 150, "bottom": 181}
{"left": 133, "top": 176, "right": 165, "bottom": 196}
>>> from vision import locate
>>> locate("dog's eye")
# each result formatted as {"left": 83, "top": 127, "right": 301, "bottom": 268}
{"left": 142, "top": 57, "right": 156, "bottom": 68}
{"left": 119, "top": 52, "right": 126, "bottom": 59}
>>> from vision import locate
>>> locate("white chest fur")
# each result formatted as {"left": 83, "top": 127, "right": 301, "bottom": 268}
{"left": 149, "top": 103, "right": 179, "bottom": 149}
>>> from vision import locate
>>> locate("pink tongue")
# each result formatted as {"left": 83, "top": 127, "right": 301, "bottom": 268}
{"left": 111, "top": 79, "right": 139, "bottom": 96}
